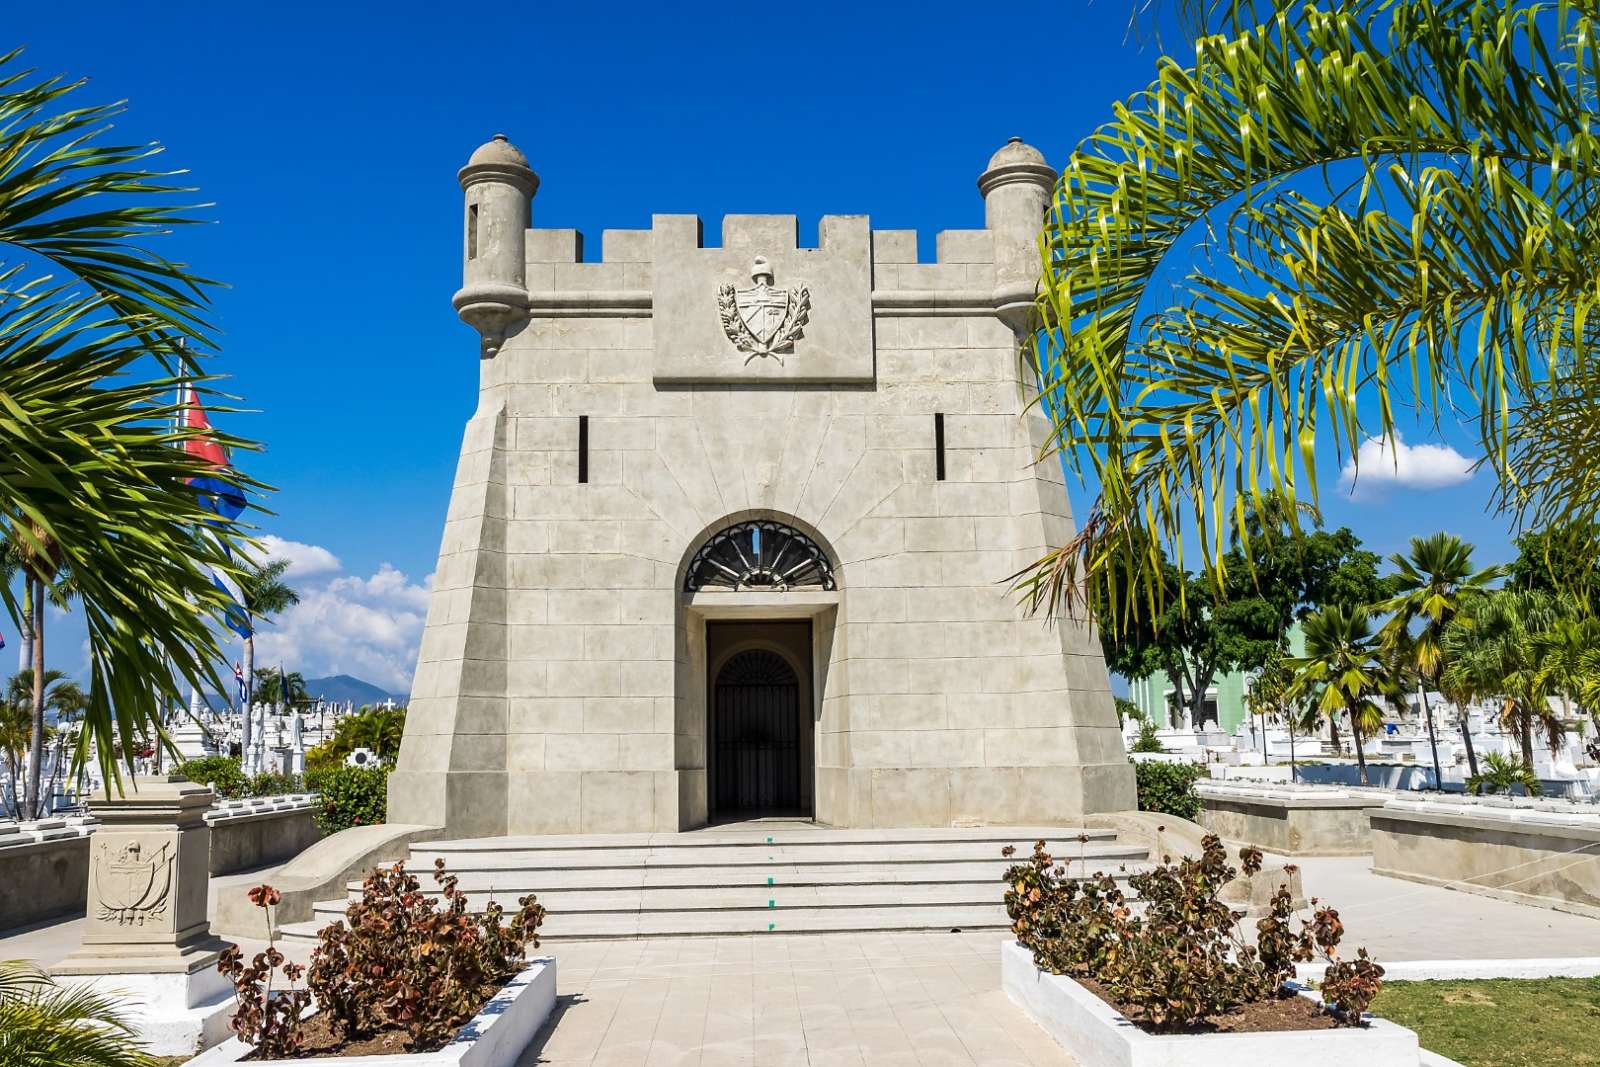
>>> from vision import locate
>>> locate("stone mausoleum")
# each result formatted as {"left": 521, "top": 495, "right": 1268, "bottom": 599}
{"left": 387, "top": 134, "right": 1135, "bottom": 837}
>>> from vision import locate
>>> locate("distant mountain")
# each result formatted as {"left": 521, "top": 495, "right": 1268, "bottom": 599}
{"left": 304, "top": 675, "right": 408, "bottom": 706}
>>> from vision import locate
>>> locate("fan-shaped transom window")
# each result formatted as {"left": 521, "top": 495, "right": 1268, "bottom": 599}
{"left": 685, "top": 521, "right": 835, "bottom": 592}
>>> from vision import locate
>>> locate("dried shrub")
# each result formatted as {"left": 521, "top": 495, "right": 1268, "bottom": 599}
{"left": 1002, "top": 834, "right": 1380, "bottom": 1031}
{"left": 305, "top": 858, "right": 545, "bottom": 1051}
{"left": 217, "top": 885, "right": 309, "bottom": 1057}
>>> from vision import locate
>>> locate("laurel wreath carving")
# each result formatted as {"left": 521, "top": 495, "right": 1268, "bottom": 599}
{"left": 717, "top": 283, "right": 812, "bottom": 364}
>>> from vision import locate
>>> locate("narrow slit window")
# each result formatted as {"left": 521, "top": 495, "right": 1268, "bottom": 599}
{"left": 467, "top": 204, "right": 479, "bottom": 260}
{"left": 934, "top": 412, "right": 946, "bottom": 481}
{"left": 578, "top": 415, "right": 589, "bottom": 484}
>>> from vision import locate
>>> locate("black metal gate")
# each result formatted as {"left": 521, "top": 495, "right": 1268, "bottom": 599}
{"left": 713, "top": 649, "right": 801, "bottom": 813}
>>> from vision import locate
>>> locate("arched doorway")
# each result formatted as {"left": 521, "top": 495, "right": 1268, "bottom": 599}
{"left": 712, "top": 648, "right": 803, "bottom": 815}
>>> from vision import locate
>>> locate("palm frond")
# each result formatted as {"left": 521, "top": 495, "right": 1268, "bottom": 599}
{"left": 1020, "top": 0, "right": 1600, "bottom": 620}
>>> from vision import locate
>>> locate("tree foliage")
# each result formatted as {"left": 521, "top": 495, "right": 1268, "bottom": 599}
{"left": 0, "top": 51, "right": 265, "bottom": 789}
{"left": 1015, "top": 0, "right": 1600, "bottom": 627}
{"left": 0, "top": 959, "right": 156, "bottom": 1067}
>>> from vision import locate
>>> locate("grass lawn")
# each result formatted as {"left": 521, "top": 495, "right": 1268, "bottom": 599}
{"left": 1372, "top": 977, "right": 1600, "bottom": 1067}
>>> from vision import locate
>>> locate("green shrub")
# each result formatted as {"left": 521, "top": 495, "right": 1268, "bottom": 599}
{"left": 1129, "top": 719, "right": 1166, "bottom": 753}
{"left": 180, "top": 755, "right": 249, "bottom": 799}
{"left": 248, "top": 770, "right": 302, "bottom": 797}
{"left": 1132, "top": 759, "right": 1204, "bottom": 821}
{"left": 305, "top": 765, "right": 387, "bottom": 834}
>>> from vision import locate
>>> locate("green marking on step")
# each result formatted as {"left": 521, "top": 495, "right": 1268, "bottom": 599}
{"left": 768, "top": 899, "right": 775, "bottom": 907}
{"left": 768, "top": 922, "right": 776, "bottom": 931}
{"left": 766, "top": 836, "right": 773, "bottom": 843}
{"left": 767, "top": 876, "right": 774, "bottom": 885}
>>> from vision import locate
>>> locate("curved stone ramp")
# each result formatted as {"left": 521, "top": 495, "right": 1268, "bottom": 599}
{"left": 279, "top": 824, "right": 1151, "bottom": 943}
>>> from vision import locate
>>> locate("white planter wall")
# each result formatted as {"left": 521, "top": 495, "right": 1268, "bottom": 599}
{"left": 189, "top": 957, "right": 556, "bottom": 1067}
{"left": 1001, "top": 940, "right": 1422, "bottom": 1067}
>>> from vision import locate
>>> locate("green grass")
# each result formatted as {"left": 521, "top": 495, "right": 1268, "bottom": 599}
{"left": 1372, "top": 978, "right": 1600, "bottom": 1067}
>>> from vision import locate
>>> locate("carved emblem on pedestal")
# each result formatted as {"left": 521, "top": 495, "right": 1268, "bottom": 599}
{"left": 95, "top": 838, "right": 173, "bottom": 926}
{"left": 718, "top": 256, "right": 811, "bottom": 363}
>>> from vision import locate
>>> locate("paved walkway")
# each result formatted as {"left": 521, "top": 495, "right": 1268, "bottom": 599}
{"left": 1286, "top": 855, "right": 1600, "bottom": 960}
{"left": 515, "top": 932, "right": 1071, "bottom": 1067}
{"left": 6, "top": 852, "right": 1599, "bottom": 1063}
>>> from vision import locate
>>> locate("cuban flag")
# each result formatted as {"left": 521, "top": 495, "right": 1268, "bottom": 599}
{"left": 233, "top": 661, "right": 246, "bottom": 705}
{"left": 181, "top": 385, "right": 250, "bottom": 637}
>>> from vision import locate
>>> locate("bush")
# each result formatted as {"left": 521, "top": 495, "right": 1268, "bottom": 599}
{"left": 1002, "top": 835, "right": 1382, "bottom": 1031}
{"left": 1132, "top": 759, "right": 1204, "bottom": 821}
{"left": 306, "top": 859, "right": 545, "bottom": 1051}
{"left": 1130, "top": 718, "right": 1166, "bottom": 753}
{"left": 304, "top": 765, "right": 387, "bottom": 834}
{"left": 248, "top": 770, "right": 302, "bottom": 797}
{"left": 181, "top": 755, "right": 249, "bottom": 799}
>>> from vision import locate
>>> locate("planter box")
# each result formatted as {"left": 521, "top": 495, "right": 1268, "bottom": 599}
{"left": 189, "top": 958, "right": 556, "bottom": 1067}
{"left": 1001, "top": 940, "right": 1421, "bottom": 1067}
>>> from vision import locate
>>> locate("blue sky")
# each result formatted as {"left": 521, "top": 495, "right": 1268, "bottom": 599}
{"left": 6, "top": 1, "right": 1518, "bottom": 691}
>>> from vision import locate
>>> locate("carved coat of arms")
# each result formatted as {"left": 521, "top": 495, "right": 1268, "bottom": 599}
{"left": 718, "top": 256, "right": 811, "bottom": 363}
{"left": 95, "top": 838, "right": 173, "bottom": 927}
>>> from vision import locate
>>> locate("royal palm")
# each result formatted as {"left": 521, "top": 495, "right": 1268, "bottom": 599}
{"left": 1378, "top": 533, "right": 1504, "bottom": 780}
{"left": 1290, "top": 605, "right": 1386, "bottom": 786}
{"left": 237, "top": 558, "right": 299, "bottom": 712}
{"left": 1443, "top": 590, "right": 1565, "bottom": 769}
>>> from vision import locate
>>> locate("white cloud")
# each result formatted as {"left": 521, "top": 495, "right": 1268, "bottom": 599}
{"left": 257, "top": 535, "right": 342, "bottom": 577}
{"left": 1340, "top": 434, "right": 1475, "bottom": 497}
{"left": 246, "top": 549, "right": 432, "bottom": 694}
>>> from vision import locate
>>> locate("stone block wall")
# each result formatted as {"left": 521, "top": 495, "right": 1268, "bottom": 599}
{"left": 390, "top": 138, "right": 1137, "bottom": 837}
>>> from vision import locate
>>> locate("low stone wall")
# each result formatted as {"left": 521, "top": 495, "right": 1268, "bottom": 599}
{"left": 0, "top": 795, "right": 322, "bottom": 932}
{"left": 0, "top": 817, "right": 95, "bottom": 930}
{"left": 1371, "top": 795, "right": 1600, "bottom": 919}
{"left": 206, "top": 794, "right": 323, "bottom": 874}
{"left": 1195, "top": 780, "right": 1390, "bottom": 855}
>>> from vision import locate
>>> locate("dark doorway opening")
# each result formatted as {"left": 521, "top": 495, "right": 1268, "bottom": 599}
{"left": 709, "top": 627, "right": 813, "bottom": 817}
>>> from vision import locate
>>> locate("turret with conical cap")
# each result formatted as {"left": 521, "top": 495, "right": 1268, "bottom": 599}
{"left": 453, "top": 133, "right": 537, "bottom": 357}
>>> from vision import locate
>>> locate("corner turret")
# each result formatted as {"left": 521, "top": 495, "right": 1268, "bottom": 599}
{"left": 453, "top": 134, "right": 537, "bottom": 357}
{"left": 978, "top": 137, "right": 1056, "bottom": 331}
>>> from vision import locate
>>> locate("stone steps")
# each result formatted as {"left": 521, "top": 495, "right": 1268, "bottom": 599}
{"left": 277, "top": 824, "right": 1148, "bottom": 945}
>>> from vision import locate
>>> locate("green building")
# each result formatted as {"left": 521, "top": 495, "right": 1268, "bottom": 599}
{"left": 1125, "top": 625, "right": 1305, "bottom": 734}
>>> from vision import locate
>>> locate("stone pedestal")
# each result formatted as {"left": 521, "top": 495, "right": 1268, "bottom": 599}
{"left": 51, "top": 774, "right": 235, "bottom": 1055}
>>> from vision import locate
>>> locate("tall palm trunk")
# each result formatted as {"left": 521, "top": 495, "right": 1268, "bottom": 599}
{"left": 1459, "top": 711, "right": 1480, "bottom": 778}
{"left": 1351, "top": 714, "right": 1370, "bottom": 785}
{"left": 241, "top": 626, "right": 255, "bottom": 762}
{"left": 1418, "top": 683, "right": 1443, "bottom": 789}
{"left": 1327, "top": 714, "right": 1341, "bottom": 753}
{"left": 17, "top": 579, "right": 32, "bottom": 675}
{"left": 24, "top": 576, "right": 45, "bottom": 818}
{"left": 1519, "top": 712, "right": 1535, "bottom": 769}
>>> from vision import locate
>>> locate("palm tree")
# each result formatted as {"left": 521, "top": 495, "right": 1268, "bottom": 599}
{"left": 0, "top": 51, "right": 266, "bottom": 791}
{"left": 1377, "top": 534, "right": 1505, "bottom": 781}
{"left": 7, "top": 533, "right": 76, "bottom": 818}
{"left": 237, "top": 558, "right": 299, "bottom": 712}
{"left": 1531, "top": 610, "right": 1600, "bottom": 729}
{"left": 0, "top": 699, "right": 28, "bottom": 818}
{"left": 1442, "top": 591, "right": 1566, "bottom": 768}
{"left": 0, "top": 958, "right": 156, "bottom": 1067}
{"left": 1289, "top": 605, "right": 1387, "bottom": 785}
{"left": 3, "top": 670, "right": 86, "bottom": 818}
{"left": 1466, "top": 751, "right": 1542, "bottom": 797}
{"left": 1012, "top": 0, "right": 1600, "bottom": 642}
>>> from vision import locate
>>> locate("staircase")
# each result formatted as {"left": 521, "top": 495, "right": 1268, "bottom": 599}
{"left": 278, "top": 821, "right": 1150, "bottom": 944}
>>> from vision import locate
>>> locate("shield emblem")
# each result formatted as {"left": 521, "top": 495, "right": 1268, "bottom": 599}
{"left": 735, "top": 282, "right": 792, "bottom": 347}
{"left": 717, "top": 256, "right": 812, "bottom": 363}
{"left": 98, "top": 839, "right": 172, "bottom": 926}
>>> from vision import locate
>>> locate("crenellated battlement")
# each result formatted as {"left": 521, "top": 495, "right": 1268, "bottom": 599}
{"left": 522, "top": 216, "right": 996, "bottom": 296}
